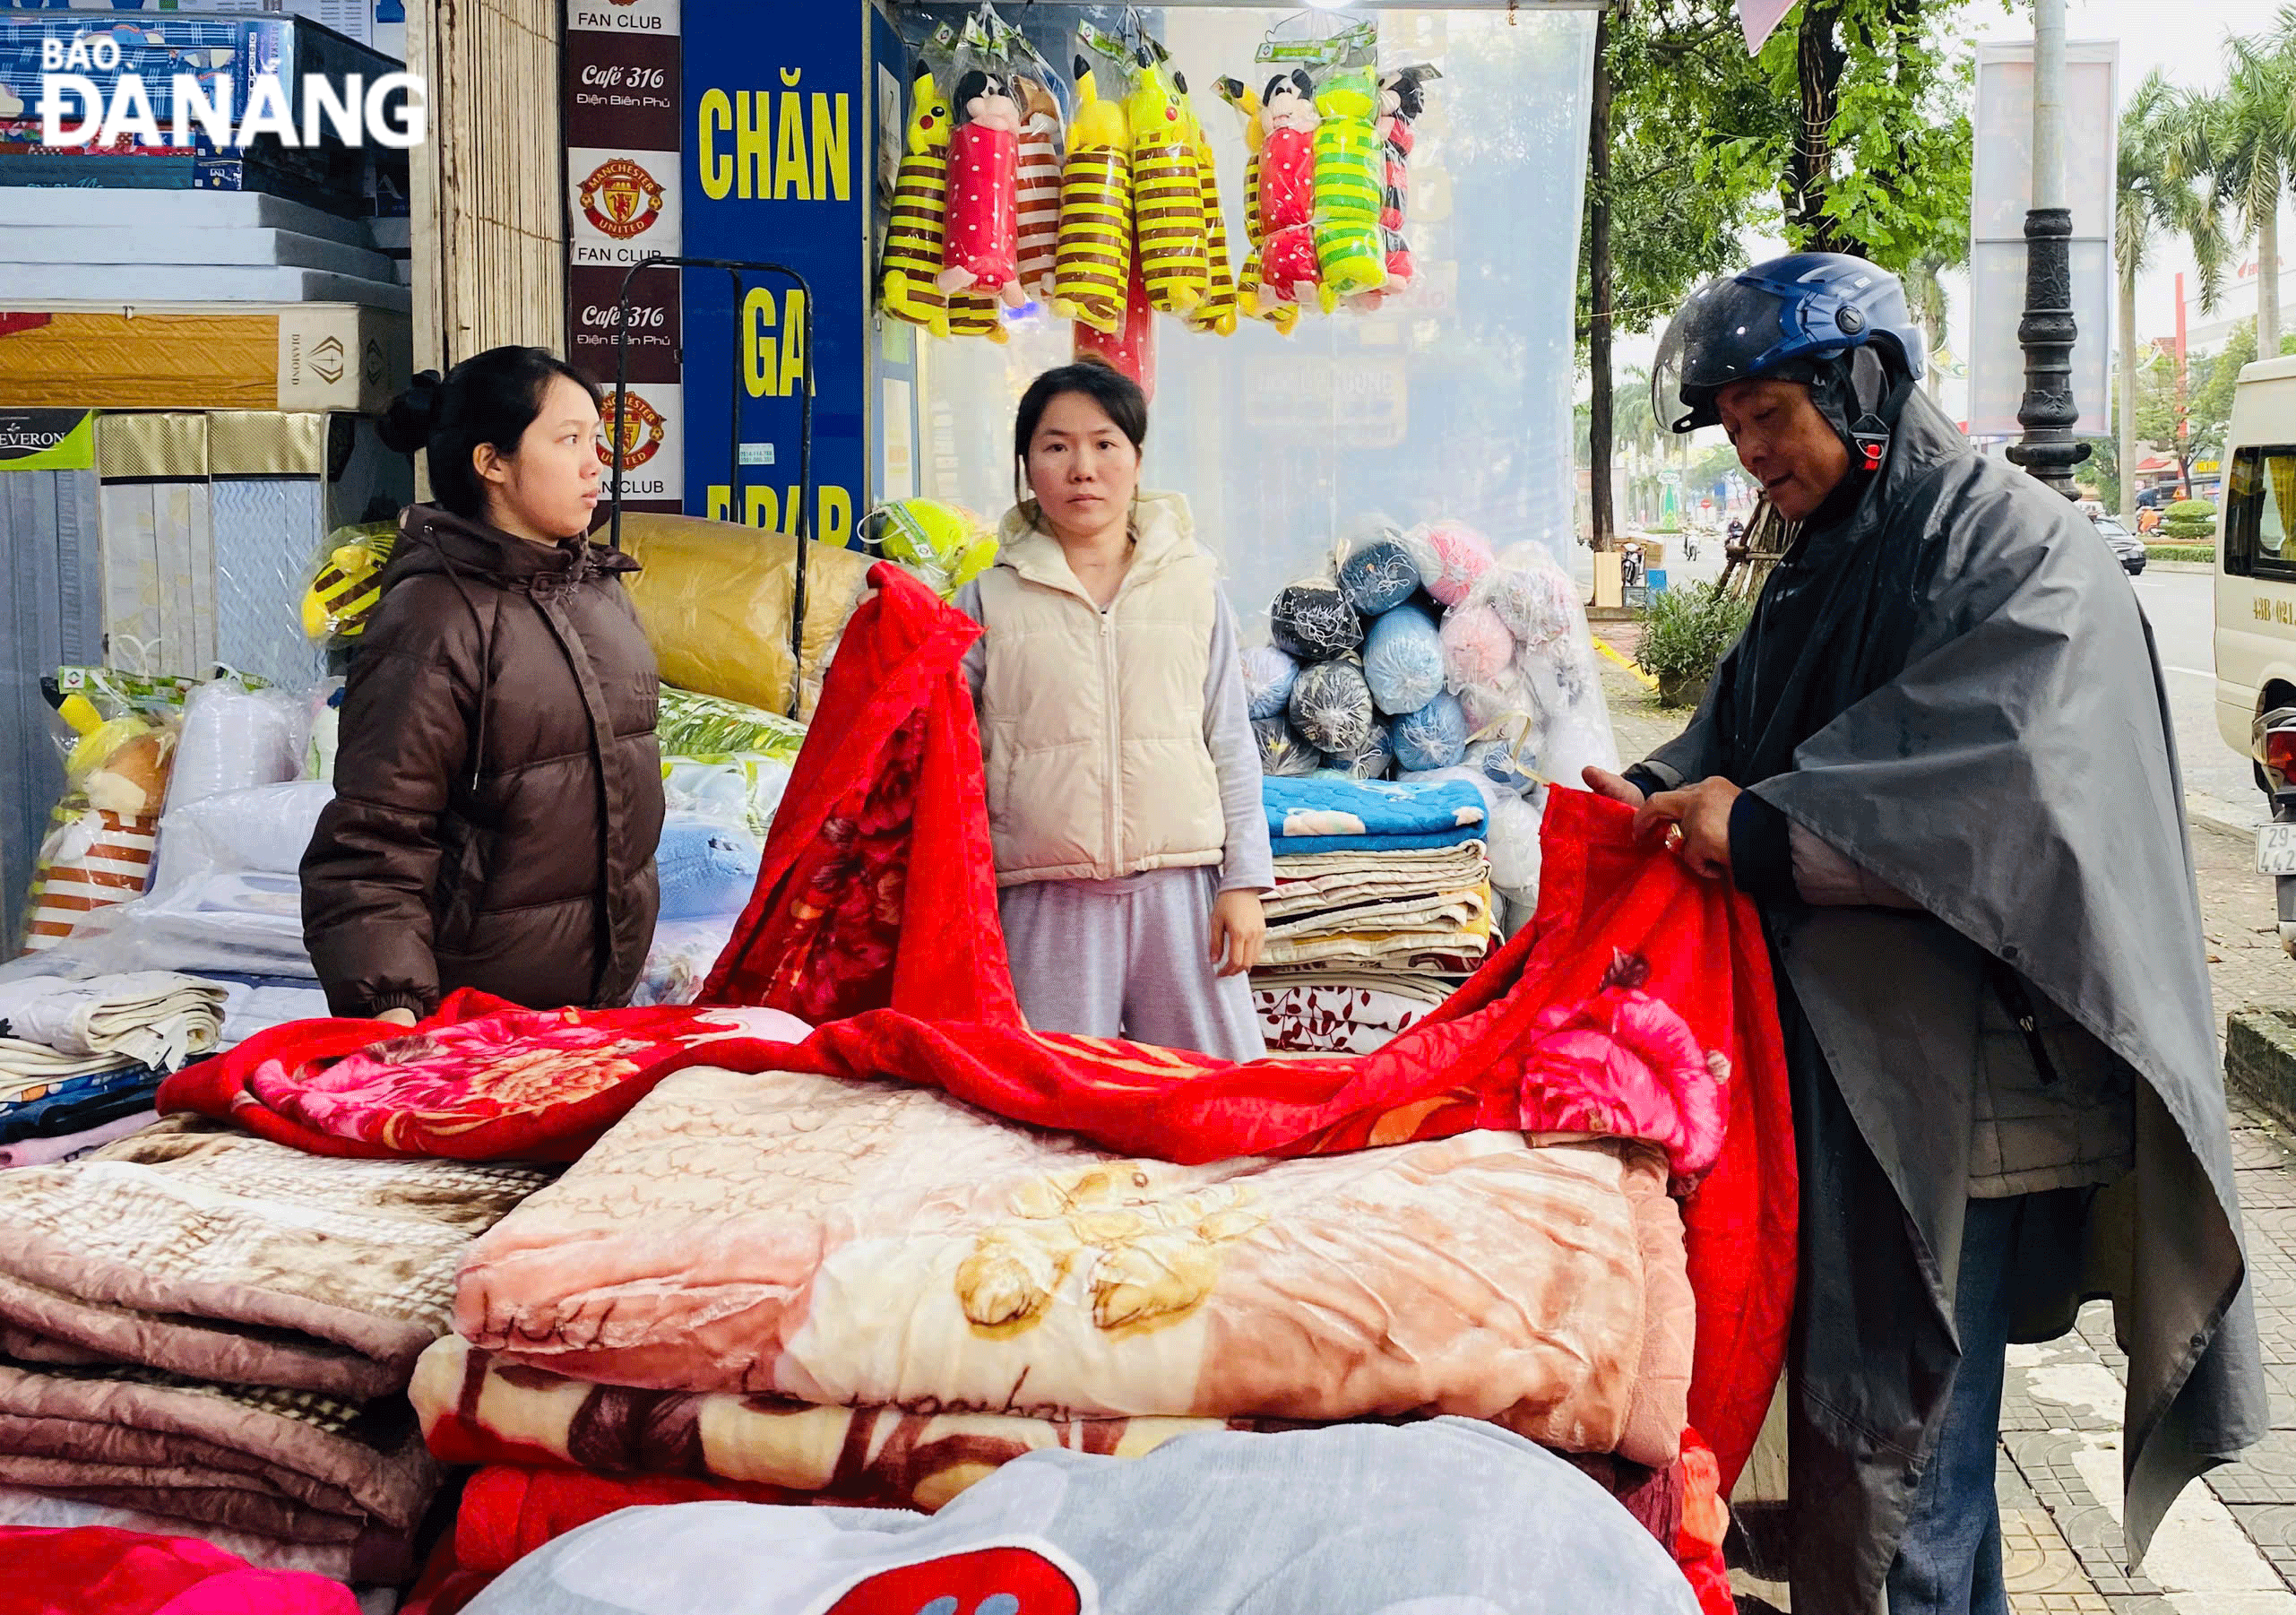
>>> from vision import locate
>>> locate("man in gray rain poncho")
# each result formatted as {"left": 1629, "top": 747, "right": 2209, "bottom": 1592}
{"left": 1587, "top": 253, "right": 2265, "bottom": 1615}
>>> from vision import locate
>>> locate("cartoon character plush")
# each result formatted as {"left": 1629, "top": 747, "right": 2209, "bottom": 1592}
{"left": 939, "top": 69, "right": 1026, "bottom": 307}
{"left": 1178, "top": 71, "right": 1238, "bottom": 336}
{"left": 1256, "top": 67, "right": 1321, "bottom": 310}
{"left": 1311, "top": 65, "right": 1387, "bottom": 309}
{"left": 1217, "top": 75, "right": 1299, "bottom": 336}
{"left": 945, "top": 288, "right": 1009, "bottom": 343}
{"left": 1074, "top": 249, "right": 1155, "bottom": 401}
{"left": 1050, "top": 56, "right": 1132, "bottom": 336}
{"left": 1375, "top": 65, "right": 1437, "bottom": 298}
{"left": 1125, "top": 48, "right": 1207, "bottom": 315}
{"left": 1014, "top": 73, "right": 1065, "bottom": 300}
{"left": 876, "top": 67, "right": 954, "bottom": 339}
{"left": 299, "top": 522, "right": 395, "bottom": 641}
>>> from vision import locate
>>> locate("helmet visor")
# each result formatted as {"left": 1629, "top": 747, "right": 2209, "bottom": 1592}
{"left": 1651, "top": 277, "right": 1794, "bottom": 434}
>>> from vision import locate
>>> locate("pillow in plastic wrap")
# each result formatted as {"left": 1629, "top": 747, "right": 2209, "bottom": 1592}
{"left": 1254, "top": 716, "right": 1321, "bottom": 777}
{"left": 166, "top": 680, "right": 306, "bottom": 812}
{"left": 1360, "top": 603, "right": 1445, "bottom": 715}
{"left": 1287, "top": 659, "right": 1377, "bottom": 756}
{"left": 1391, "top": 690, "right": 1468, "bottom": 772}
{"left": 1322, "top": 718, "right": 1393, "bottom": 781}
{"left": 1336, "top": 537, "right": 1421, "bottom": 617}
{"left": 1467, "top": 734, "right": 1539, "bottom": 795}
{"left": 1439, "top": 602, "right": 1516, "bottom": 691}
{"left": 656, "top": 813, "right": 763, "bottom": 921}
{"left": 1459, "top": 665, "right": 1542, "bottom": 735}
{"left": 1480, "top": 556, "right": 1580, "bottom": 648}
{"left": 1268, "top": 578, "right": 1364, "bottom": 662}
{"left": 1408, "top": 521, "right": 1497, "bottom": 606}
{"left": 1240, "top": 644, "right": 1301, "bottom": 721}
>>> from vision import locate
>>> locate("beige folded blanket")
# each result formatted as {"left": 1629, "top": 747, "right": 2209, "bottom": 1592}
{"left": 455, "top": 1067, "right": 1695, "bottom": 1467}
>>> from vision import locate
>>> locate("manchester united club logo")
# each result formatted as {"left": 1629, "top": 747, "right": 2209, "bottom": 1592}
{"left": 599, "top": 391, "right": 667, "bottom": 472}
{"left": 578, "top": 158, "right": 666, "bottom": 240}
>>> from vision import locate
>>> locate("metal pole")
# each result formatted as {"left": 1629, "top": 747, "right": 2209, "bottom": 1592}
{"left": 2006, "top": 0, "right": 2088, "bottom": 497}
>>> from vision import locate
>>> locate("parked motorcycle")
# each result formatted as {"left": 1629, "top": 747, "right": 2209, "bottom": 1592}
{"left": 2252, "top": 704, "right": 2296, "bottom": 955}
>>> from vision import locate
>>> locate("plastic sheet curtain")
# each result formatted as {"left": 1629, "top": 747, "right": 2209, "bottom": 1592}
{"left": 0, "top": 469, "right": 103, "bottom": 934}
{"left": 906, "top": 8, "right": 1597, "bottom": 623}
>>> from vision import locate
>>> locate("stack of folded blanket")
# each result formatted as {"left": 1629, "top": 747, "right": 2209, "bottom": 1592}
{"left": 401, "top": 1060, "right": 1725, "bottom": 1606}
{"left": 1251, "top": 777, "right": 1495, "bottom": 1052}
{"left": 0, "top": 1116, "right": 548, "bottom": 1585}
{"left": 0, "top": 972, "right": 228, "bottom": 1164}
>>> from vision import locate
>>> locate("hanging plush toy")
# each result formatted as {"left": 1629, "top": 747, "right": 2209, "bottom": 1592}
{"left": 1051, "top": 56, "right": 1131, "bottom": 336}
{"left": 1217, "top": 76, "right": 1299, "bottom": 337}
{"left": 1311, "top": 65, "right": 1387, "bottom": 309}
{"left": 1126, "top": 48, "right": 1208, "bottom": 316}
{"left": 1178, "top": 72, "right": 1238, "bottom": 336}
{"left": 946, "top": 289, "right": 1009, "bottom": 343}
{"left": 1375, "top": 65, "right": 1438, "bottom": 298}
{"left": 1014, "top": 73, "right": 1065, "bottom": 301}
{"left": 1256, "top": 67, "right": 1321, "bottom": 312}
{"left": 939, "top": 67, "right": 1026, "bottom": 308}
{"left": 1075, "top": 247, "right": 1156, "bottom": 400}
{"left": 877, "top": 67, "right": 954, "bottom": 339}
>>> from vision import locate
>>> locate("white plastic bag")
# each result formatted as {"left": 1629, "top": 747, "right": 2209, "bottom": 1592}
{"left": 166, "top": 680, "right": 306, "bottom": 812}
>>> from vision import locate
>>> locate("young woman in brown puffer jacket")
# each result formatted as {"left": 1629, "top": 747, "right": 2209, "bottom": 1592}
{"left": 302, "top": 346, "right": 664, "bottom": 1025}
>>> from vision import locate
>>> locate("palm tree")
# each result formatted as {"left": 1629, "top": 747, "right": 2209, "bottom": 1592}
{"left": 2179, "top": 13, "right": 2296, "bottom": 362}
{"left": 2119, "top": 71, "right": 2228, "bottom": 522}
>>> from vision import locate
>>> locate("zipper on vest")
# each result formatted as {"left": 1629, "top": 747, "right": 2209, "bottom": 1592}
{"left": 1101, "top": 609, "right": 1121, "bottom": 875}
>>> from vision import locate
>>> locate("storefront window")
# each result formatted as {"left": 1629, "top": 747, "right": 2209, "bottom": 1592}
{"left": 902, "top": 7, "right": 1596, "bottom": 618}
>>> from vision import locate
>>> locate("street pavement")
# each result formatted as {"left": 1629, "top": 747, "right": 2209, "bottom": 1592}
{"left": 1586, "top": 601, "right": 2296, "bottom": 1612}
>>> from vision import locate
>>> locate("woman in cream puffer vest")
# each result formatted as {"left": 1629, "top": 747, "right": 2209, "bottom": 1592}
{"left": 953, "top": 361, "right": 1273, "bottom": 1060}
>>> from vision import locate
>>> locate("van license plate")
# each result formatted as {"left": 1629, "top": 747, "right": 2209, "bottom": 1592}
{"left": 2259, "top": 824, "right": 2296, "bottom": 876}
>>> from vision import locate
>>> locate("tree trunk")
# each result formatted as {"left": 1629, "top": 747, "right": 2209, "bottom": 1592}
{"left": 2261, "top": 205, "right": 2283, "bottom": 361}
{"left": 1586, "top": 1, "right": 1617, "bottom": 552}
{"left": 2119, "top": 263, "right": 2139, "bottom": 523}
{"left": 1786, "top": 1, "right": 1849, "bottom": 252}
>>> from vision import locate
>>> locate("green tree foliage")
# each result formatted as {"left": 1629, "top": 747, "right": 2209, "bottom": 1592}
{"left": 2176, "top": 11, "right": 2296, "bottom": 357}
{"left": 1698, "top": 0, "right": 1975, "bottom": 272}
{"left": 1576, "top": 0, "right": 1775, "bottom": 357}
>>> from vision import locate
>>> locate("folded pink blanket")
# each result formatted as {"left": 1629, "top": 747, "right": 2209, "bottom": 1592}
{"left": 0, "top": 1110, "right": 157, "bottom": 1169}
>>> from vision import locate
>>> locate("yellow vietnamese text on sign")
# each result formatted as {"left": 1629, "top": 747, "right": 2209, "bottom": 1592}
{"left": 2255, "top": 596, "right": 2296, "bottom": 626}
{"left": 707, "top": 482, "right": 853, "bottom": 548}
{"left": 741, "top": 287, "right": 810, "bottom": 398}
{"left": 697, "top": 68, "right": 851, "bottom": 203}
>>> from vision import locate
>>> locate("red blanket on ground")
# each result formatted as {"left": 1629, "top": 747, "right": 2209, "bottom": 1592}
{"left": 161, "top": 567, "right": 1795, "bottom": 1488}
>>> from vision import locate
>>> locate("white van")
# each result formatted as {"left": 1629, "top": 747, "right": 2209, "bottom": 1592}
{"left": 2214, "top": 354, "right": 2296, "bottom": 946}
{"left": 2213, "top": 356, "right": 2296, "bottom": 764}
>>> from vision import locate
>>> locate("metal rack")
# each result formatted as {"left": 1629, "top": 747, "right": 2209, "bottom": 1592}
{"left": 606, "top": 255, "right": 819, "bottom": 721}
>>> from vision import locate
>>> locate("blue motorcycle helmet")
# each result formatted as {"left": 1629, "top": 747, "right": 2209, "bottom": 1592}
{"left": 1652, "top": 253, "right": 1929, "bottom": 474}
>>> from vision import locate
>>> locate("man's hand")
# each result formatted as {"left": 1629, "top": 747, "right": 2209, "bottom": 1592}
{"left": 1583, "top": 766, "right": 1647, "bottom": 808}
{"left": 375, "top": 1007, "right": 419, "bottom": 1028}
{"left": 1632, "top": 776, "right": 1743, "bottom": 881}
{"left": 1210, "top": 888, "right": 1267, "bottom": 979}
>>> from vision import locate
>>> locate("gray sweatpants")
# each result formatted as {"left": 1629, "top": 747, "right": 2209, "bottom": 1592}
{"left": 997, "top": 866, "right": 1267, "bottom": 1062}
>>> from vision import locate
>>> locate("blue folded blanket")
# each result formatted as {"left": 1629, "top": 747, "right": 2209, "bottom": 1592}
{"left": 656, "top": 814, "right": 764, "bottom": 921}
{"left": 1263, "top": 775, "right": 1487, "bottom": 841}
{"left": 1270, "top": 826, "right": 1489, "bottom": 857}
{"left": 0, "top": 1065, "right": 162, "bottom": 1146}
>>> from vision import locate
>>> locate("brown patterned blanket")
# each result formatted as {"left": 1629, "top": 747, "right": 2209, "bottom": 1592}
{"left": 0, "top": 1117, "right": 549, "bottom": 1397}
{"left": 0, "top": 1116, "right": 547, "bottom": 1575}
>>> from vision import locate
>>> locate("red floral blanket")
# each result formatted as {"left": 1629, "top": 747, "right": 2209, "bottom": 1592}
{"left": 160, "top": 567, "right": 1795, "bottom": 1488}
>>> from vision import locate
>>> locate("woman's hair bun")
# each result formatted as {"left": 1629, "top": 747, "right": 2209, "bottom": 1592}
{"left": 377, "top": 369, "right": 444, "bottom": 454}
